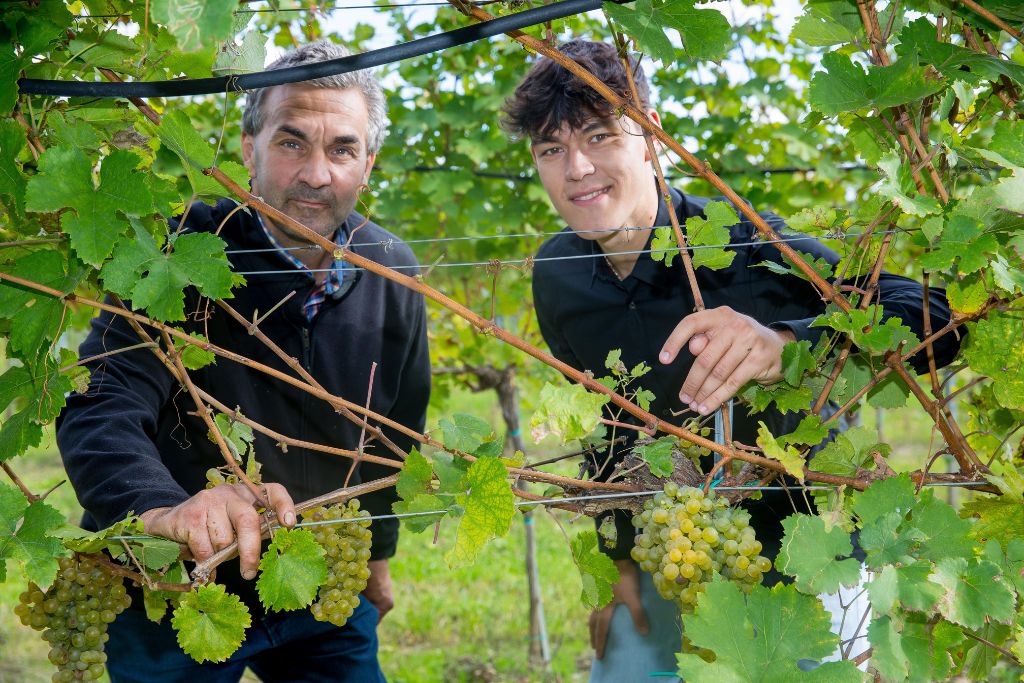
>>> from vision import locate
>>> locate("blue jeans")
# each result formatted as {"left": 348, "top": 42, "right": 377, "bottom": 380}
{"left": 589, "top": 571, "right": 681, "bottom": 683}
{"left": 106, "top": 595, "right": 385, "bottom": 683}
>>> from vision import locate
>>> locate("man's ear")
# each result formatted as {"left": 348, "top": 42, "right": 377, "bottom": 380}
{"left": 241, "top": 133, "right": 256, "bottom": 177}
{"left": 362, "top": 151, "right": 377, "bottom": 184}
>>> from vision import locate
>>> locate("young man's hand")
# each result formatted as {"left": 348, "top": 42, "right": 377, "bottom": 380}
{"left": 589, "top": 559, "right": 649, "bottom": 660}
{"left": 659, "top": 306, "right": 796, "bottom": 416}
{"left": 363, "top": 559, "right": 394, "bottom": 623}
{"left": 140, "top": 483, "right": 296, "bottom": 581}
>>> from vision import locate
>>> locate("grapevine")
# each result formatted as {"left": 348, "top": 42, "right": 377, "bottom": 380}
{"left": 14, "top": 556, "right": 132, "bottom": 682}
{"left": 304, "top": 500, "right": 373, "bottom": 627}
{"left": 631, "top": 483, "right": 771, "bottom": 609}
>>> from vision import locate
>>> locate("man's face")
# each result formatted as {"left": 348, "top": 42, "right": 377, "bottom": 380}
{"left": 530, "top": 112, "right": 660, "bottom": 237}
{"left": 242, "top": 84, "right": 376, "bottom": 245}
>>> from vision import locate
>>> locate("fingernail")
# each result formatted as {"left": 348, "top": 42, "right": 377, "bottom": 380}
{"left": 284, "top": 511, "right": 295, "bottom": 527}
{"left": 697, "top": 404, "right": 708, "bottom": 415}
{"left": 680, "top": 393, "right": 691, "bottom": 404}
{"left": 243, "top": 569, "right": 256, "bottom": 580}
{"left": 659, "top": 351, "right": 670, "bottom": 363}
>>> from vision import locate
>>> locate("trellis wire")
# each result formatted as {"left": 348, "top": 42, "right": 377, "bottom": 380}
{"left": 226, "top": 227, "right": 914, "bottom": 254}
{"left": 107, "top": 481, "right": 992, "bottom": 540}
{"left": 72, "top": 1, "right": 490, "bottom": 18}
{"left": 230, "top": 228, "right": 919, "bottom": 275}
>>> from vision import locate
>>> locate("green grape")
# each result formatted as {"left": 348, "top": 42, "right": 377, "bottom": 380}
{"left": 17, "top": 555, "right": 131, "bottom": 682}
{"left": 631, "top": 484, "right": 773, "bottom": 611}
{"left": 304, "top": 499, "right": 373, "bottom": 628}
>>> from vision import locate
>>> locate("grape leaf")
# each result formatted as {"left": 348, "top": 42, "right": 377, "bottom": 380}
{"left": 901, "top": 617, "right": 965, "bottom": 683}
{"left": 633, "top": 436, "right": 677, "bottom": 477}
{"left": 571, "top": 530, "right": 619, "bottom": 609}
{"left": 174, "top": 333, "right": 216, "bottom": 370}
{"left": 779, "top": 341, "right": 816, "bottom": 387}
{"left": 142, "top": 562, "right": 188, "bottom": 623}
{"left": 101, "top": 228, "right": 242, "bottom": 322}
{"left": 946, "top": 272, "right": 990, "bottom": 316}
{"left": 982, "top": 539, "right": 1024, "bottom": 594}
{"left": 808, "top": 425, "right": 882, "bottom": 477}
{"left": 812, "top": 304, "right": 918, "bottom": 355}
{"left": 757, "top": 252, "right": 835, "bottom": 283}
{"left": 809, "top": 51, "right": 946, "bottom": 116}
{"left": 438, "top": 413, "right": 495, "bottom": 454}
{"left": 651, "top": 226, "right": 678, "bottom": 265}
{"left": 604, "top": 0, "right": 731, "bottom": 64}
{"left": 530, "top": 382, "right": 610, "bottom": 444}
{"left": 211, "top": 413, "right": 253, "bottom": 462}
{"left": 963, "top": 495, "right": 1024, "bottom": 549}
{"left": 257, "top": 528, "right": 327, "bottom": 611}
{"left": 756, "top": 421, "right": 805, "bottom": 480}
{"left": 677, "top": 581, "right": 862, "bottom": 682}
{"left": 896, "top": 17, "right": 1024, "bottom": 87}
{"left": 860, "top": 510, "right": 924, "bottom": 568}
{"left": 0, "top": 489, "right": 65, "bottom": 587}
{"left": 867, "top": 615, "right": 910, "bottom": 681}
{"left": 25, "top": 148, "right": 154, "bottom": 267}
{"left": 791, "top": 0, "right": 861, "bottom": 47}
{"left": 867, "top": 561, "right": 942, "bottom": 614}
{"left": 213, "top": 30, "right": 267, "bottom": 75}
{"left": 781, "top": 415, "right": 830, "bottom": 450}
{"left": 687, "top": 201, "right": 738, "bottom": 271}
{"left": 395, "top": 448, "right": 433, "bottom": 502}
{"left": 149, "top": 110, "right": 215, "bottom": 197}
{"left": 928, "top": 557, "right": 1015, "bottom": 630}
{"left": 392, "top": 493, "right": 446, "bottom": 534}
{"left": 963, "top": 312, "right": 1024, "bottom": 410}
{"left": 0, "top": 119, "right": 26, "bottom": 217}
{"left": 906, "top": 492, "right": 975, "bottom": 563}
{"left": 151, "top": 0, "right": 236, "bottom": 53}
{"left": 172, "top": 584, "right": 251, "bottom": 663}
{"left": 0, "top": 250, "right": 87, "bottom": 362}
{"left": 777, "top": 514, "right": 861, "bottom": 594}
{"left": 445, "top": 457, "right": 514, "bottom": 568}
{"left": 919, "top": 213, "right": 999, "bottom": 274}
{"left": 876, "top": 150, "right": 943, "bottom": 217}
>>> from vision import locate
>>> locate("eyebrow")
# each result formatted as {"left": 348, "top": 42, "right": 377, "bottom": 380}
{"left": 530, "top": 119, "right": 614, "bottom": 146}
{"left": 275, "top": 125, "right": 360, "bottom": 148}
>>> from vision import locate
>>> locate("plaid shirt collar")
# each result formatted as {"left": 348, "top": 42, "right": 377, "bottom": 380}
{"left": 253, "top": 210, "right": 349, "bottom": 321}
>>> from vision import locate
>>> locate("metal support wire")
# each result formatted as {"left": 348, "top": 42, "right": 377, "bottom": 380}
{"left": 19, "top": 0, "right": 607, "bottom": 98}
{"left": 107, "top": 480, "right": 993, "bottom": 540}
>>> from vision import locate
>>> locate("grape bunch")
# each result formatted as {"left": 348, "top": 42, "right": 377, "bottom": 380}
{"left": 631, "top": 483, "right": 772, "bottom": 609}
{"left": 15, "top": 555, "right": 132, "bottom": 682}
{"left": 304, "top": 499, "right": 373, "bottom": 627}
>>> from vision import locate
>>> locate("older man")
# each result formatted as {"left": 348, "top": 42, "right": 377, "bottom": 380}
{"left": 57, "top": 41, "right": 430, "bottom": 682}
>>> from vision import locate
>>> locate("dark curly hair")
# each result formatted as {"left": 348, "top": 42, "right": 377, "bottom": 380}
{"left": 501, "top": 40, "right": 650, "bottom": 141}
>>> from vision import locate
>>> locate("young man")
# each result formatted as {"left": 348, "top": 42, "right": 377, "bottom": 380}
{"left": 57, "top": 41, "right": 430, "bottom": 682}
{"left": 503, "top": 40, "right": 960, "bottom": 680}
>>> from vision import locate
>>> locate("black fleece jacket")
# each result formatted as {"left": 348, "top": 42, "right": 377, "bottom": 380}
{"left": 57, "top": 199, "right": 430, "bottom": 608}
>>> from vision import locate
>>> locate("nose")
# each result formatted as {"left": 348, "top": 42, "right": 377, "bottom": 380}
{"left": 298, "top": 149, "right": 332, "bottom": 188}
{"left": 565, "top": 148, "right": 595, "bottom": 182}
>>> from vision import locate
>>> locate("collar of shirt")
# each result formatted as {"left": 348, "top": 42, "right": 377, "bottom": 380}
{"left": 251, "top": 209, "right": 349, "bottom": 285}
{"left": 588, "top": 182, "right": 686, "bottom": 289}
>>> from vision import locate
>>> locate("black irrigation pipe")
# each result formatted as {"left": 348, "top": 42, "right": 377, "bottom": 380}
{"left": 18, "top": 0, "right": 609, "bottom": 99}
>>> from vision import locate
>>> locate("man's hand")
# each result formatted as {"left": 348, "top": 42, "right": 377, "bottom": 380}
{"left": 589, "top": 559, "right": 649, "bottom": 660}
{"left": 363, "top": 559, "right": 394, "bottom": 623}
{"left": 659, "top": 306, "right": 796, "bottom": 416}
{"left": 140, "top": 483, "right": 296, "bottom": 580}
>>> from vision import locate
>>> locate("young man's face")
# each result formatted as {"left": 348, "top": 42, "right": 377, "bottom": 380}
{"left": 242, "top": 84, "right": 376, "bottom": 245}
{"left": 530, "top": 112, "right": 660, "bottom": 238}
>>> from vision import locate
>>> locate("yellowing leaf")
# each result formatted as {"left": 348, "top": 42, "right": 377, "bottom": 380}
{"left": 445, "top": 457, "right": 514, "bottom": 568}
{"left": 757, "top": 421, "right": 805, "bottom": 481}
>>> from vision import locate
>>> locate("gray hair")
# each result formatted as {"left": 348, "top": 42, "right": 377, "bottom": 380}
{"left": 242, "top": 40, "right": 389, "bottom": 154}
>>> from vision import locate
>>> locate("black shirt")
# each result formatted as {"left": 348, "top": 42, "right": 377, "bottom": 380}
{"left": 532, "top": 187, "right": 959, "bottom": 566}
